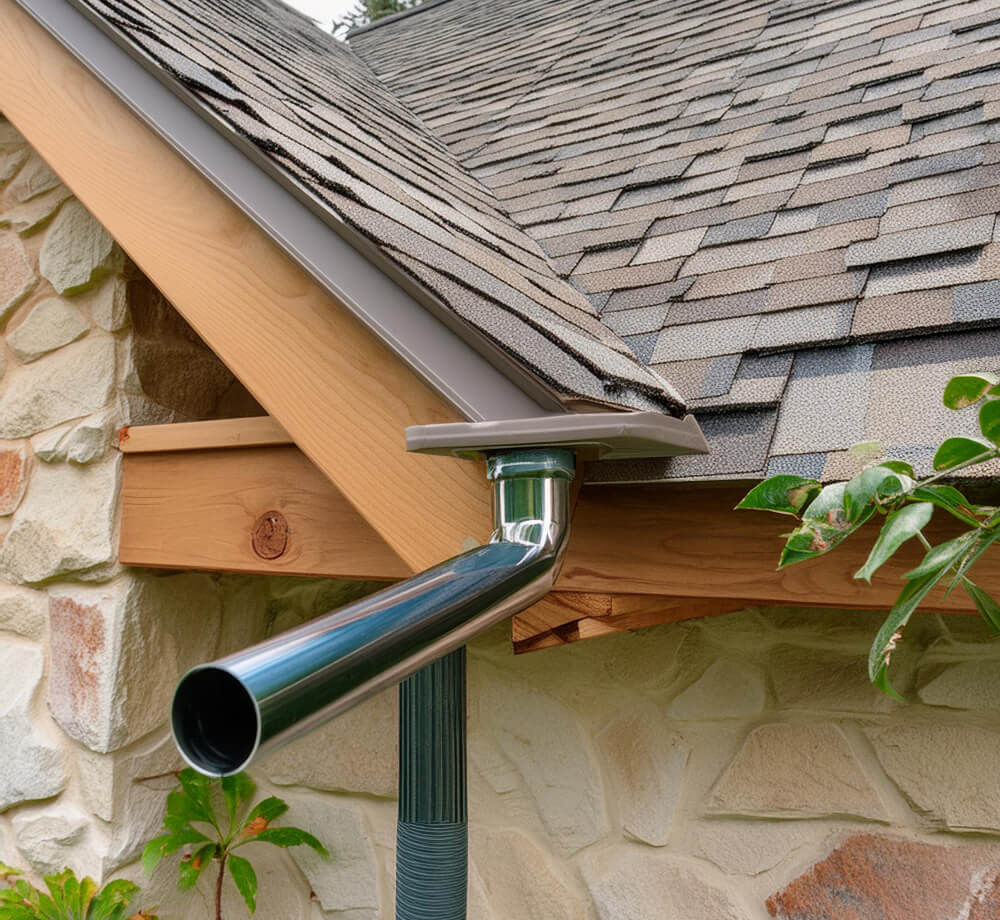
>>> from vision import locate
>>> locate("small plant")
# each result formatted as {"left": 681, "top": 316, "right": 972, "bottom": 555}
{"left": 142, "top": 770, "right": 327, "bottom": 920}
{"left": 739, "top": 372, "right": 1000, "bottom": 698}
{"left": 0, "top": 862, "right": 154, "bottom": 920}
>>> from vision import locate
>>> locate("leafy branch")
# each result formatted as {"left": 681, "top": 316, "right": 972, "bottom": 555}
{"left": 142, "top": 770, "right": 328, "bottom": 920}
{"left": 738, "top": 372, "right": 1000, "bottom": 698}
{"left": 0, "top": 863, "right": 154, "bottom": 920}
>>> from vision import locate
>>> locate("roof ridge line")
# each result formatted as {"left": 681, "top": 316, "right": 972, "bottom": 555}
{"left": 346, "top": 0, "right": 454, "bottom": 38}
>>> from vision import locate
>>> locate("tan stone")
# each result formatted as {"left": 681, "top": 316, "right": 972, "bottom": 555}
{"left": 766, "top": 834, "right": 1000, "bottom": 919}
{"left": 690, "top": 819, "right": 843, "bottom": 876}
{"left": 263, "top": 687, "right": 397, "bottom": 798}
{"left": 11, "top": 802, "right": 91, "bottom": 877}
{"left": 0, "top": 443, "right": 28, "bottom": 515}
{"left": 39, "top": 199, "right": 118, "bottom": 294}
{"left": 6, "top": 152, "right": 60, "bottom": 203}
{"left": 283, "top": 792, "right": 379, "bottom": 918}
{"left": 0, "top": 233, "right": 36, "bottom": 323}
{"left": 0, "top": 184, "right": 71, "bottom": 236}
{"left": 0, "top": 642, "right": 68, "bottom": 811}
{"left": 30, "top": 410, "right": 115, "bottom": 465}
{"left": 918, "top": 659, "right": 1000, "bottom": 711}
{"left": 707, "top": 723, "right": 888, "bottom": 821}
{"left": 47, "top": 573, "right": 222, "bottom": 752}
{"left": 770, "top": 645, "right": 896, "bottom": 713}
{"left": 583, "top": 847, "right": 752, "bottom": 920}
{"left": 868, "top": 724, "right": 1000, "bottom": 832}
{"left": 83, "top": 276, "right": 128, "bottom": 332}
{"left": 668, "top": 659, "right": 766, "bottom": 720}
{"left": 0, "top": 334, "right": 115, "bottom": 439}
{"left": 0, "top": 456, "right": 120, "bottom": 583}
{"left": 8, "top": 297, "right": 89, "bottom": 363}
{"left": 0, "top": 584, "right": 46, "bottom": 639}
{"left": 599, "top": 706, "right": 689, "bottom": 846}
{"left": 477, "top": 668, "right": 606, "bottom": 852}
{"left": 471, "top": 828, "right": 587, "bottom": 920}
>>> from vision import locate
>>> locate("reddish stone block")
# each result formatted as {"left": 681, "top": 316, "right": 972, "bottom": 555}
{"left": 767, "top": 834, "right": 1000, "bottom": 920}
{"left": 0, "top": 445, "right": 27, "bottom": 515}
{"left": 47, "top": 593, "right": 106, "bottom": 742}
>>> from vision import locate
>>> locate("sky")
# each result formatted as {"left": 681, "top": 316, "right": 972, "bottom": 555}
{"left": 283, "top": 0, "right": 356, "bottom": 32}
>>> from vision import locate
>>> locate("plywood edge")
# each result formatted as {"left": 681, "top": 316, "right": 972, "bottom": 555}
{"left": 118, "top": 417, "right": 293, "bottom": 453}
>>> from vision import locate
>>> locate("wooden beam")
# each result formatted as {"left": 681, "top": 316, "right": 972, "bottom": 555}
{"left": 0, "top": 0, "right": 492, "bottom": 572}
{"left": 119, "top": 438, "right": 998, "bottom": 645}
{"left": 121, "top": 446, "right": 408, "bottom": 580}
{"left": 118, "top": 417, "right": 292, "bottom": 454}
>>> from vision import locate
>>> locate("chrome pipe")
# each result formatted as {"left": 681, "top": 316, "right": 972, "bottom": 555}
{"left": 171, "top": 449, "right": 575, "bottom": 776}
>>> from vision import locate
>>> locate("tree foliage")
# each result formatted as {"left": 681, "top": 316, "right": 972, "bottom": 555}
{"left": 739, "top": 372, "right": 1000, "bottom": 698}
{"left": 142, "top": 770, "right": 328, "bottom": 920}
{"left": 334, "top": 0, "right": 422, "bottom": 36}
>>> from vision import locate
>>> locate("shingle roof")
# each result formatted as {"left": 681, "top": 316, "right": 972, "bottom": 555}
{"left": 72, "top": 0, "right": 685, "bottom": 417}
{"left": 74, "top": 0, "right": 1000, "bottom": 481}
{"left": 350, "top": 0, "right": 1000, "bottom": 481}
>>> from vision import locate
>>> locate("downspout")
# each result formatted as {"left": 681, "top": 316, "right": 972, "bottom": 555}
{"left": 171, "top": 448, "right": 575, "bottom": 917}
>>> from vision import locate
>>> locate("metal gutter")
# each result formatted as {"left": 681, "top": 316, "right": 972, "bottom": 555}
{"left": 14, "top": 0, "right": 558, "bottom": 422}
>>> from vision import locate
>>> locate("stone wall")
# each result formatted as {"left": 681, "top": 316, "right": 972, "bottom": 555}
{"left": 4, "top": 118, "right": 1000, "bottom": 919}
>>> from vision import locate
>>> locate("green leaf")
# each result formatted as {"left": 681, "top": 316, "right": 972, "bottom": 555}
{"left": 86, "top": 880, "right": 139, "bottom": 920}
{"left": 904, "top": 533, "right": 976, "bottom": 582}
{"left": 227, "top": 856, "right": 257, "bottom": 915}
{"left": 848, "top": 441, "right": 883, "bottom": 462}
{"left": 221, "top": 773, "right": 256, "bottom": 829}
{"left": 141, "top": 835, "right": 171, "bottom": 877}
{"left": 877, "top": 459, "right": 915, "bottom": 478}
{"left": 777, "top": 482, "right": 875, "bottom": 568}
{"left": 843, "top": 466, "right": 910, "bottom": 521}
{"left": 962, "top": 577, "right": 1000, "bottom": 636}
{"left": 178, "top": 844, "right": 217, "bottom": 892}
{"left": 868, "top": 563, "right": 950, "bottom": 695}
{"left": 980, "top": 398, "right": 1000, "bottom": 445}
{"left": 174, "top": 770, "right": 215, "bottom": 827}
{"left": 933, "top": 436, "right": 996, "bottom": 471}
{"left": 854, "top": 503, "right": 934, "bottom": 583}
{"left": 249, "top": 827, "right": 329, "bottom": 858}
{"left": 910, "top": 485, "right": 982, "bottom": 527}
{"left": 943, "top": 373, "right": 999, "bottom": 409}
{"left": 241, "top": 796, "right": 288, "bottom": 831}
{"left": 736, "top": 476, "right": 821, "bottom": 516}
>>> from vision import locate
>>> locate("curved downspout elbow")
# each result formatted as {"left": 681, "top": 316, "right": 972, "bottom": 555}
{"left": 171, "top": 448, "right": 575, "bottom": 776}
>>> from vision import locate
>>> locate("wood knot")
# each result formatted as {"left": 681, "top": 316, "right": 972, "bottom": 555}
{"left": 251, "top": 511, "right": 289, "bottom": 559}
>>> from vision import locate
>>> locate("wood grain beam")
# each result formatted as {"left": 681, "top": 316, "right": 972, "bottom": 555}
{"left": 0, "top": 0, "right": 492, "bottom": 572}
{"left": 119, "top": 436, "right": 997, "bottom": 652}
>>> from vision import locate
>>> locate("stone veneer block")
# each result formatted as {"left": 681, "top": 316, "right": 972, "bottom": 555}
{"left": 0, "top": 444, "right": 28, "bottom": 516}
{"left": 0, "top": 585, "right": 46, "bottom": 639}
{"left": 39, "top": 200, "right": 117, "bottom": 295}
{"left": 11, "top": 803, "right": 90, "bottom": 877}
{"left": 583, "top": 847, "right": 752, "bottom": 920}
{"left": 0, "top": 233, "right": 36, "bottom": 323}
{"left": 284, "top": 793, "right": 379, "bottom": 918}
{"left": 264, "top": 687, "right": 397, "bottom": 798}
{"left": 0, "top": 334, "right": 115, "bottom": 439}
{"left": 471, "top": 828, "right": 587, "bottom": 920}
{"left": 478, "top": 668, "right": 606, "bottom": 852}
{"left": 47, "top": 573, "right": 222, "bottom": 752}
{"left": 918, "top": 659, "right": 1000, "bottom": 710}
{"left": 767, "top": 834, "right": 1000, "bottom": 919}
{"left": 599, "top": 708, "right": 689, "bottom": 846}
{"left": 868, "top": 723, "right": 1000, "bottom": 831}
{"left": 8, "top": 297, "right": 89, "bottom": 363}
{"left": 707, "top": 723, "right": 888, "bottom": 821}
{"left": 0, "top": 643, "right": 68, "bottom": 811}
{"left": 0, "top": 457, "right": 120, "bottom": 584}
{"left": 668, "top": 659, "right": 767, "bottom": 720}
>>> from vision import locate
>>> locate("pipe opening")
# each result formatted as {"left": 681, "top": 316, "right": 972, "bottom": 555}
{"left": 172, "top": 668, "right": 259, "bottom": 776}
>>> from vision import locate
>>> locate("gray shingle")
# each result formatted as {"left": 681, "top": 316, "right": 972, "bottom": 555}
{"left": 888, "top": 147, "right": 985, "bottom": 184}
{"left": 952, "top": 280, "right": 1000, "bottom": 323}
{"left": 603, "top": 304, "right": 670, "bottom": 336}
{"left": 702, "top": 213, "right": 777, "bottom": 247}
{"left": 845, "top": 216, "right": 994, "bottom": 267}
{"left": 752, "top": 301, "right": 854, "bottom": 352}
{"left": 603, "top": 278, "right": 695, "bottom": 312}
{"left": 652, "top": 315, "right": 760, "bottom": 363}
{"left": 699, "top": 353, "right": 742, "bottom": 398}
{"left": 766, "top": 452, "right": 828, "bottom": 478}
{"left": 815, "top": 189, "right": 888, "bottom": 226}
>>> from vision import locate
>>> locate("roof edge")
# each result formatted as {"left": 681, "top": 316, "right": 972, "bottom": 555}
{"left": 346, "top": 0, "right": 454, "bottom": 38}
{"left": 16, "top": 0, "right": 562, "bottom": 423}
